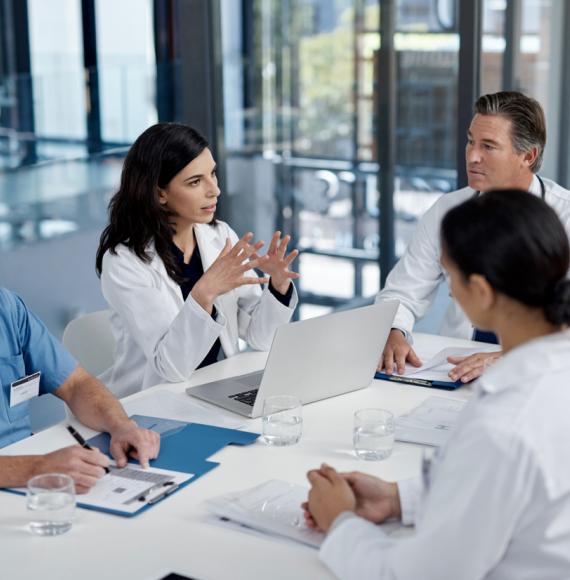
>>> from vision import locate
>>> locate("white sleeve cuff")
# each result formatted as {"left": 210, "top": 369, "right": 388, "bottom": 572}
{"left": 320, "top": 514, "right": 393, "bottom": 579}
{"left": 391, "top": 326, "right": 413, "bottom": 344}
{"left": 398, "top": 477, "right": 423, "bottom": 526}
{"left": 328, "top": 511, "right": 358, "bottom": 534}
{"left": 185, "top": 293, "right": 226, "bottom": 330}
{"left": 376, "top": 295, "right": 415, "bottom": 339}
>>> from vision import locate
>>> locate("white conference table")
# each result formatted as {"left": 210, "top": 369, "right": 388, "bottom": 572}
{"left": 0, "top": 333, "right": 485, "bottom": 580}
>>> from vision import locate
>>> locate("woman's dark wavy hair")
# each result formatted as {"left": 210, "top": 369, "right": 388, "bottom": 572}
{"left": 96, "top": 123, "right": 213, "bottom": 283}
{"left": 441, "top": 190, "right": 570, "bottom": 326}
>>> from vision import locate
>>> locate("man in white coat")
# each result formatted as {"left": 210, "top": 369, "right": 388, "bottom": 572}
{"left": 376, "top": 91, "right": 570, "bottom": 382}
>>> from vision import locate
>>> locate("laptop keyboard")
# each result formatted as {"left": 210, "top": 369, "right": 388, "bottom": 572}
{"left": 229, "top": 388, "right": 259, "bottom": 406}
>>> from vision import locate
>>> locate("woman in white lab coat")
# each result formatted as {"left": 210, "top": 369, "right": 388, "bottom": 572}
{"left": 304, "top": 190, "right": 570, "bottom": 580}
{"left": 96, "top": 123, "right": 299, "bottom": 398}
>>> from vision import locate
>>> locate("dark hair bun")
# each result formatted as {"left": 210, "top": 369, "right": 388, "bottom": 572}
{"left": 545, "top": 279, "right": 570, "bottom": 326}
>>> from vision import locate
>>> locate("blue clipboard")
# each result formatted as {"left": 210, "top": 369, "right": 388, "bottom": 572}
{"left": 1, "top": 417, "right": 260, "bottom": 518}
{"left": 88, "top": 415, "right": 260, "bottom": 474}
{"left": 375, "top": 371, "right": 463, "bottom": 390}
{"left": 78, "top": 415, "right": 260, "bottom": 517}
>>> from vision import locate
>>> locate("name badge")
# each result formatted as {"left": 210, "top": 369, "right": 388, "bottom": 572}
{"left": 10, "top": 371, "right": 41, "bottom": 407}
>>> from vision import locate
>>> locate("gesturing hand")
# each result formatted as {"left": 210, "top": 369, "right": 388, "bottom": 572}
{"left": 191, "top": 232, "right": 270, "bottom": 312}
{"left": 258, "top": 231, "right": 300, "bottom": 294}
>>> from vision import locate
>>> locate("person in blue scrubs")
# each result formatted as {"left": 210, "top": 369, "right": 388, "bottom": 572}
{"left": 0, "top": 288, "right": 160, "bottom": 493}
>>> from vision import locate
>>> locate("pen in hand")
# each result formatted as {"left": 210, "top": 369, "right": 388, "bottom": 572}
{"left": 66, "top": 424, "right": 110, "bottom": 474}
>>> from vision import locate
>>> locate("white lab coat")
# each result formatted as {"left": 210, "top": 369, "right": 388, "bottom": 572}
{"left": 99, "top": 221, "right": 298, "bottom": 398}
{"left": 376, "top": 176, "right": 570, "bottom": 340}
{"left": 320, "top": 329, "right": 570, "bottom": 580}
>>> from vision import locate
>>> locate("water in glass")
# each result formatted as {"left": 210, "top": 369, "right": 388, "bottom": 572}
{"left": 353, "top": 408, "right": 395, "bottom": 461}
{"left": 262, "top": 395, "right": 303, "bottom": 446}
{"left": 28, "top": 491, "right": 75, "bottom": 535}
{"left": 262, "top": 413, "right": 303, "bottom": 446}
{"left": 353, "top": 424, "right": 395, "bottom": 460}
{"left": 27, "top": 473, "right": 75, "bottom": 536}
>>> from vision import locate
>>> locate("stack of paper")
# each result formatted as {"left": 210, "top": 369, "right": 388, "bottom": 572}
{"left": 206, "top": 480, "right": 406, "bottom": 548}
{"left": 395, "top": 396, "right": 467, "bottom": 447}
{"left": 401, "top": 347, "right": 499, "bottom": 384}
{"left": 377, "top": 346, "right": 501, "bottom": 389}
{"left": 206, "top": 480, "right": 323, "bottom": 548}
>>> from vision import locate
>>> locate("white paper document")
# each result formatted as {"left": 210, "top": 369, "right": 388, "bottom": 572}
{"left": 399, "top": 346, "right": 500, "bottom": 383}
{"left": 206, "top": 480, "right": 322, "bottom": 548}
{"left": 395, "top": 396, "right": 467, "bottom": 447}
{"left": 78, "top": 463, "right": 193, "bottom": 514}
{"left": 123, "top": 390, "right": 245, "bottom": 430}
{"left": 206, "top": 480, "right": 404, "bottom": 548}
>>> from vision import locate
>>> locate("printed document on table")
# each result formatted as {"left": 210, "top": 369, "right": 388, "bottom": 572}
{"left": 395, "top": 396, "right": 467, "bottom": 447}
{"left": 206, "top": 480, "right": 403, "bottom": 548}
{"left": 79, "top": 464, "right": 193, "bottom": 514}
{"left": 401, "top": 346, "right": 500, "bottom": 382}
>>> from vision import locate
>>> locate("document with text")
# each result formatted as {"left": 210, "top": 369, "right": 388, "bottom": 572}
{"left": 78, "top": 463, "right": 193, "bottom": 514}
{"left": 206, "top": 480, "right": 405, "bottom": 548}
{"left": 395, "top": 396, "right": 467, "bottom": 446}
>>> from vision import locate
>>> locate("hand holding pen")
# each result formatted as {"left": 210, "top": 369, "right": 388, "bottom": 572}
{"left": 66, "top": 425, "right": 111, "bottom": 474}
{"left": 67, "top": 422, "right": 160, "bottom": 471}
{"left": 32, "top": 429, "right": 111, "bottom": 494}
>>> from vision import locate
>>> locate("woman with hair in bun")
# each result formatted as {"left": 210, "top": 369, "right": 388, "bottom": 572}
{"left": 96, "top": 123, "right": 299, "bottom": 398}
{"left": 304, "top": 190, "right": 570, "bottom": 580}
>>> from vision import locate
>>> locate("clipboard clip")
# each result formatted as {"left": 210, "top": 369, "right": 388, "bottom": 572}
{"left": 138, "top": 481, "right": 178, "bottom": 504}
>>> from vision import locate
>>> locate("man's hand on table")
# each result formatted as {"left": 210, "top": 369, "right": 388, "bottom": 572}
{"left": 109, "top": 420, "right": 160, "bottom": 469}
{"left": 378, "top": 329, "right": 422, "bottom": 375}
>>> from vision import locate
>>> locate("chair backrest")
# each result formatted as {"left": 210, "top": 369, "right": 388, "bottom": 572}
{"left": 62, "top": 310, "right": 115, "bottom": 377}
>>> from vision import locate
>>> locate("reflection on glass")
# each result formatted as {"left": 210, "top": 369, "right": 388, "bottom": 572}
{"left": 28, "top": 0, "right": 86, "bottom": 141}
{"left": 95, "top": 0, "right": 157, "bottom": 143}
{"left": 222, "top": 0, "right": 460, "bottom": 317}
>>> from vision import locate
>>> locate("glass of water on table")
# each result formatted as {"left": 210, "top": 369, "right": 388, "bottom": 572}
{"left": 27, "top": 473, "right": 75, "bottom": 536}
{"left": 262, "top": 395, "right": 303, "bottom": 446}
{"left": 353, "top": 408, "right": 395, "bottom": 460}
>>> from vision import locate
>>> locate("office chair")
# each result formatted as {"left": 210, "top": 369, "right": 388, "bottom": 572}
{"left": 30, "top": 310, "right": 116, "bottom": 432}
{"left": 62, "top": 310, "right": 116, "bottom": 377}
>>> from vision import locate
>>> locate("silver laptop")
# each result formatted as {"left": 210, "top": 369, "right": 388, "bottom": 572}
{"left": 186, "top": 301, "right": 398, "bottom": 418}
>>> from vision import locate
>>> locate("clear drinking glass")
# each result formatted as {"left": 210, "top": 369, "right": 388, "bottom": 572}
{"left": 262, "top": 395, "right": 303, "bottom": 446}
{"left": 26, "top": 473, "right": 75, "bottom": 536}
{"left": 353, "top": 408, "right": 395, "bottom": 460}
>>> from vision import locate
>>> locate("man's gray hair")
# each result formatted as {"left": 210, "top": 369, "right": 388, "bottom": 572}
{"left": 474, "top": 91, "right": 546, "bottom": 173}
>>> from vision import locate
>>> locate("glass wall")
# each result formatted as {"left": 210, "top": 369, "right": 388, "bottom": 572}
{"left": 480, "top": 0, "right": 505, "bottom": 95}
{"left": 2, "top": 0, "right": 570, "bottom": 326}
{"left": 221, "top": 0, "right": 462, "bottom": 318}
{"left": 95, "top": 0, "right": 157, "bottom": 143}
{"left": 28, "top": 0, "right": 86, "bottom": 151}
{"left": 479, "top": 0, "right": 565, "bottom": 178}
{"left": 220, "top": 0, "right": 570, "bottom": 323}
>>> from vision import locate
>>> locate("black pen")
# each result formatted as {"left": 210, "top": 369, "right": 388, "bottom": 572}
{"left": 66, "top": 424, "right": 110, "bottom": 474}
